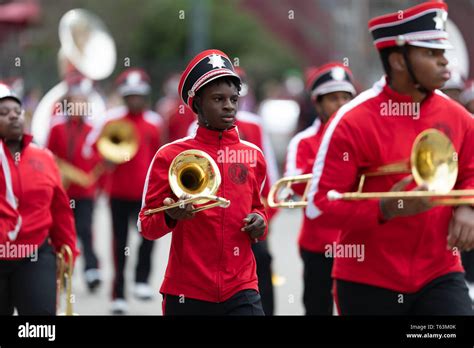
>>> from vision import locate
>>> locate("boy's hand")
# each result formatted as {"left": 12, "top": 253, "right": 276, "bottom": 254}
{"left": 163, "top": 195, "right": 195, "bottom": 221}
{"left": 447, "top": 206, "right": 474, "bottom": 251}
{"left": 380, "top": 175, "right": 433, "bottom": 221}
{"left": 241, "top": 213, "right": 266, "bottom": 241}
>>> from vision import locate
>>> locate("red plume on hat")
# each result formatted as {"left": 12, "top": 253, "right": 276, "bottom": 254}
{"left": 178, "top": 49, "right": 241, "bottom": 109}
{"left": 115, "top": 68, "right": 151, "bottom": 97}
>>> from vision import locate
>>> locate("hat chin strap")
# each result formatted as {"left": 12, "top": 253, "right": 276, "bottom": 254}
{"left": 402, "top": 46, "right": 429, "bottom": 94}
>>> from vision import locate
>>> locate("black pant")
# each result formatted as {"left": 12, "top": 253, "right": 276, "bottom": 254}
{"left": 335, "top": 272, "right": 473, "bottom": 315}
{"left": 300, "top": 248, "right": 334, "bottom": 315}
{"left": 251, "top": 240, "right": 274, "bottom": 315}
{"left": 110, "top": 198, "right": 155, "bottom": 299}
{"left": 72, "top": 198, "right": 98, "bottom": 271}
{"left": 163, "top": 289, "right": 265, "bottom": 315}
{"left": 462, "top": 251, "right": 474, "bottom": 283}
{"left": 0, "top": 241, "right": 56, "bottom": 315}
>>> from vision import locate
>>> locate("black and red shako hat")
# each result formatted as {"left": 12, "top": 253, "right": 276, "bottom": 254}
{"left": 368, "top": 1, "right": 452, "bottom": 50}
{"left": 115, "top": 68, "right": 151, "bottom": 97}
{"left": 306, "top": 62, "right": 356, "bottom": 99}
{"left": 178, "top": 49, "right": 241, "bottom": 109}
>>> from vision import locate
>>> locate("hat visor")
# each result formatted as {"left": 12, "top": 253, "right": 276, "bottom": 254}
{"left": 408, "top": 39, "right": 453, "bottom": 50}
{"left": 195, "top": 71, "right": 241, "bottom": 95}
{"left": 118, "top": 84, "right": 151, "bottom": 97}
{"left": 312, "top": 81, "right": 356, "bottom": 98}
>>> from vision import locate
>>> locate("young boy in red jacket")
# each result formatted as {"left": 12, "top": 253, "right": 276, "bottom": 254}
{"left": 306, "top": 1, "right": 474, "bottom": 315}
{"left": 138, "top": 49, "right": 268, "bottom": 315}
{"left": 284, "top": 62, "right": 356, "bottom": 315}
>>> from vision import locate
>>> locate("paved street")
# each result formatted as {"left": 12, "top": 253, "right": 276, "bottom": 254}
{"left": 67, "top": 195, "right": 305, "bottom": 315}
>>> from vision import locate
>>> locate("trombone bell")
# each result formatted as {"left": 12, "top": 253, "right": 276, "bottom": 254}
{"left": 144, "top": 150, "right": 230, "bottom": 215}
{"left": 97, "top": 119, "right": 139, "bottom": 164}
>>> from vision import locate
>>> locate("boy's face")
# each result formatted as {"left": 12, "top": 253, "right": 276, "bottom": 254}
{"left": 315, "top": 91, "right": 352, "bottom": 123}
{"left": 0, "top": 98, "right": 24, "bottom": 140}
{"left": 406, "top": 47, "right": 450, "bottom": 90}
{"left": 196, "top": 80, "right": 239, "bottom": 131}
{"left": 124, "top": 95, "right": 147, "bottom": 114}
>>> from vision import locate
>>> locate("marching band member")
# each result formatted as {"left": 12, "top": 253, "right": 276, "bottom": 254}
{"left": 46, "top": 72, "right": 103, "bottom": 292}
{"left": 138, "top": 49, "right": 268, "bottom": 315}
{"left": 186, "top": 66, "right": 279, "bottom": 315}
{"left": 284, "top": 62, "right": 356, "bottom": 315}
{"left": 306, "top": 1, "right": 474, "bottom": 315}
{"left": 0, "top": 83, "right": 78, "bottom": 315}
{"left": 84, "top": 68, "right": 163, "bottom": 314}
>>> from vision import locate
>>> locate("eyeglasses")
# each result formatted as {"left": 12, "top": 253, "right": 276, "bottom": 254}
{"left": 0, "top": 107, "right": 25, "bottom": 117}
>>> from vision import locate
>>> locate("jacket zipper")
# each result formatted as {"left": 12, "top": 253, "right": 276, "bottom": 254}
{"left": 217, "top": 131, "right": 224, "bottom": 302}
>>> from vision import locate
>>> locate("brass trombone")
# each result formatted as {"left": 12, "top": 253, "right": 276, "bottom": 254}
{"left": 268, "top": 128, "right": 474, "bottom": 208}
{"left": 328, "top": 129, "right": 474, "bottom": 205}
{"left": 267, "top": 174, "right": 312, "bottom": 208}
{"left": 144, "top": 150, "right": 230, "bottom": 215}
{"left": 56, "top": 245, "right": 75, "bottom": 316}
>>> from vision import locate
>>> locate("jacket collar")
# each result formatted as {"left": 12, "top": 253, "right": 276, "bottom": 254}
{"left": 194, "top": 125, "right": 241, "bottom": 145}
{"left": 1, "top": 133, "right": 33, "bottom": 158}
{"left": 381, "top": 75, "right": 434, "bottom": 103}
{"left": 22, "top": 134, "right": 34, "bottom": 148}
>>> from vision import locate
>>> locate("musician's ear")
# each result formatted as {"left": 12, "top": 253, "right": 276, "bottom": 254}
{"left": 388, "top": 50, "right": 405, "bottom": 74}
{"left": 192, "top": 97, "right": 201, "bottom": 114}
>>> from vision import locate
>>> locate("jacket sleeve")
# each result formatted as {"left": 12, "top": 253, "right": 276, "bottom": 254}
{"left": 0, "top": 199, "right": 20, "bottom": 243}
{"left": 251, "top": 151, "right": 269, "bottom": 241}
{"left": 455, "top": 117, "right": 474, "bottom": 194}
{"left": 305, "top": 119, "right": 383, "bottom": 230}
{"left": 138, "top": 150, "right": 176, "bottom": 240}
{"left": 284, "top": 137, "right": 315, "bottom": 196}
{"left": 0, "top": 143, "right": 20, "bottom": 243}
{"left": 47, "top": 154, "right": 79, "bottom": 263}
{"left": 259, "top": 129, "right": 279, "bottom": 221}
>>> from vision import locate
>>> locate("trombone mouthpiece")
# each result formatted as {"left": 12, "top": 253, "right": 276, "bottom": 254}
{"left": 327, "top": 190, "right": 343, "bottom": 200}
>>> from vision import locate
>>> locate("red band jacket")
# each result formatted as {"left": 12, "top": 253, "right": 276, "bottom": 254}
{"left": 138, "top": 125, "right": 269, "bottom": 302}
{"left": 1, "top": 135, "right": 78, "bottom": 261}
{"left": 0, "top": 141, "right": 20, "bottom": 240}
{"left": 83, "top": 106, "right": 163, "bottom": 201}
{"left": 306, "top": 77, "right": 474, "bottom": 293}
{"left": 284, "top": 118, "right": 341, "bottom": 253}
{"left": 47, "top": 116, "right": 102, "bottom": 199}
